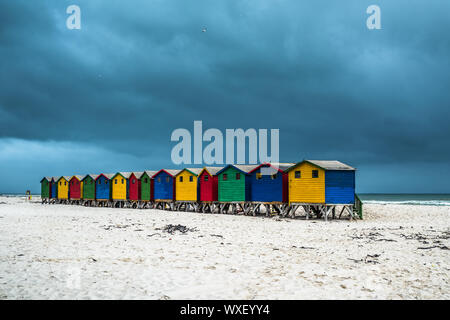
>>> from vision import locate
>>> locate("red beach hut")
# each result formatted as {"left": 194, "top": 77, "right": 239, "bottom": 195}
{"left": 69, "top": 175, "right": 84, "bottom": 200}
{"left": 198, "top": 167, "right": 223, "bottom": 202}
{"left": 127, "top": 172, "right": 140, "bottom": 201}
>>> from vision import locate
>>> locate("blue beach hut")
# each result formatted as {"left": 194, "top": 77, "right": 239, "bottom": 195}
{"left": 152, "top": 169, "right": 181, "bottom": 201}
{"left": 95, "top": 173, "right": 114, "bottom": 200}
{"left": 248, "top": 163, "right": 295, "bottom": 202}
{"left": 51, "top": 176, "right": 59, "bottom": 199}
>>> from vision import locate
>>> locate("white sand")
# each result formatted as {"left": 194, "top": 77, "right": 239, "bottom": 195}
{"left": 0, "top": 196, "right": 449, "bottom": 299}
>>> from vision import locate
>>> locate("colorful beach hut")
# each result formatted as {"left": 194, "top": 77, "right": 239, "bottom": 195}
{"left": 216, "top": 165, "right": 258, "bottom": 202}
{"left": 40, "top": 177, "right": 51, "bottom": 199}
{"left": 137, "top": 171, "right": 156, "bottom": 201}
{"left": 95, "top": 174, "right": 114, "bottom": 200}
{"left": 69, "top": 175, "right": 84, "bottom": 200}
{"left": 175, "top": 168, "right": 202, "bottom": 202}
{"left": 198, "top": 167, "right": 223, "bottom": 202}
{"left": 57, "top": 176, "right": 70, "bottom": 199}
{"left": 152, "top": 169, "right": 181, "bottom": 201}
{"left": 50, "top": 177, "right": 58, "bottom": 199}
{"left": 82, "top": 174, "right": 98, "bottom": 200}
{"left": 248, "top": 163, "right": 295, "bottom": 203}
{"left": 286, "top": 160, "right": 356, "bottom": 204}
{"left": 111, "top": 172, "right": 132, "bottom": 200}
{"left": 127, "top": 172, "right": 140, "bottom": 201}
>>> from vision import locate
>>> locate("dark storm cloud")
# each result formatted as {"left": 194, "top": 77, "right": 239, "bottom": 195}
{"left": 1, "top": 0, "right": 449, "bottom": 192}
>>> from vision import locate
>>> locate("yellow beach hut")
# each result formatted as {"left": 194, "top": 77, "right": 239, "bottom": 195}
{"left": 286, "top": 160, "right": 356, "bottom": 204}
{"left": 111, "top": 172, "right": 132, "bottom": 200}
{"left": 57, "top": 176, "right": 70, "bottom": 199}
{"left": 175, "top": 168, "right": 202, "bottom": 202}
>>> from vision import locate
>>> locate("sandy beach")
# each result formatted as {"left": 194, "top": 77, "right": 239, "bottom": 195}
{"left": 0, "top": 196, "right": 448, "bottom": 300}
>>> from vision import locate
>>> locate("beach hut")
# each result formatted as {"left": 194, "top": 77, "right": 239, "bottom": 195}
{"left": 175, "top": 168, "right": 203, "bottom": 202}
{"left": 152, "top": 169, "right": 181, "bottom": 201}
{"left": 137, "top": 171, "right": 157, "bottom": 201}
{"left": 248, "top": 163, "right": 295, "bottom": 203}
{"left": 127, "top": 172, "right": 140, "bottom": 201}
{"left": 198, "top": 167, "right": 223, "bottom": 202}
{"left": 57, "top": 176, "right": 70, "bottom": 199}
{"left": 69, "top": 175, "right": 84, "bottom": 200}
{"left": 286, "top": 160, "right": 356, "bottom": 204}
{"left": 111, "top": 172, "right": 132, "bottom": 201}
{"left": 40, "top": 177, "right": 51, "bottom": 199}
{"left": 82, "top": 174, "right": 98, "bottom": 200}
{"left": 50, "top": 177, "right": 58, "bottom": 199}
{"left": 216, "top": 165, "right": 258, "bottom": 202}
{"left": 95, "top": 174, "right": 114, "bottom": 201}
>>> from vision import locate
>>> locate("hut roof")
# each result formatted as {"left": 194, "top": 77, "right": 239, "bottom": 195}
{"left": 52, "top": 176, "right": 60, "bottom": 182}
{"left": 177, "top": 168, "right": 203, "bottom": 176}
{"left": 134, "top": 170, "right": 158, "bottom": 179}
{"left": 286, "top": 160, "right": 356, "bottom": 172}
{"left": 40, "top": 177, "right": 52, "bottom": 182}
{"left": 249, "top": 162, "right": 295, "bottom": 174}
{"left": 233, "top": 164, "right": 260, "bottom": 174}
{"left": 144, "top": 170, "right": 158, "bottom": 177}
{"left": 82, "top": 174, "right": 99, "bottom": 181}
{"left": 306, "top": 160, "right": 355, "bottom": 171}
{"left": 58, "top": 176, "right": 70, "bottom": 181}
{"left": 97, "top": 173, "right": 115, "bottom": 180}
{"left": 113, "top": 172, "right": 133, "bottom": 179}
{"left": 70, "top": 175, "right": 85, "bottom": 181}
{"left": 199, "top": 166, "right": 224, "bottom": 176}
{"left": 217, "top": 164, "right": 259, "bottom": 175}
{"left": 133, "top": 171, "right": 144, "bottom": 178}
{"left": 153, "top": 169, "right": 182, "bottom": 178}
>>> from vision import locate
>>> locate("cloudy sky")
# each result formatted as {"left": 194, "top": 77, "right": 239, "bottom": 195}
{"left": 1, "top": 0, "right": 449, "bottom": 193}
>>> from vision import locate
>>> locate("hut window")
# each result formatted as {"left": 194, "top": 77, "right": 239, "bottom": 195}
{"left": 179, "top": 176, "right": 183, "bottom": 182}
{"left": 121, "top": 179, "right": 124, "bottom": 184}
{"left": 105, "top": 180, "right": 108, "bottom": 184}
{"left": 256, "top": 173, "right": 262, "bottom": 180}
{"left": 157, "top": 177, "right": 161, "bottom": 183}
{"left": 144, "top": 178, "right": 148, "bottom": 183}
{"left": 295, "top": 171, "right": 301, "bottom": 179}
{"left": 64, "top": 181, "right": 67, "bottom": 186}
{"left": 60, "top": 182, "right": 62, "bottom": 186}
{"left": 98, "top": 180, "right": 101, "bottom": 185}
{"left": 115, "top": 180, "right": 117, "bottom": 184}
{"left": 271, "top": 173, "right": 277, "bottom": 180}
{"left": 166, "top": 177, "right": 170, "bottom": 183}
{"left": 132, "top": 179, "right": 135, "bottom": 184}
{"left": 204, "top": 176, "right": 209, "bottom": 182}
{"left": 312, "top": 170, "right": 319, "bottom": 178}
{"left": 189, "top": 176, "right": 193, "bottom": 182}
{"left": 223, "top": 174, "right": 228, "bottom": 181}
{"left": 236, "top": 173, "right": 240, "bottom": 180}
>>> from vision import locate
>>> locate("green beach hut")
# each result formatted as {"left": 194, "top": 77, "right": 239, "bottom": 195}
{"left": 216, "top": 165, "right": 258, "bottom": 202}
{"left": 40, "top": 177, "right": 51, "bottom": 199}
{"left": 82, "top": 174, "right": 98, "bottom": 200}
{"left": 137, "top": 171, "right": 157, "bottom": 201}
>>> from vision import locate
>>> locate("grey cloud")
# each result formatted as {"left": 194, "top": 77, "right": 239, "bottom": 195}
{"left": 0, "top": 0, "right": 449, "bottom": 192}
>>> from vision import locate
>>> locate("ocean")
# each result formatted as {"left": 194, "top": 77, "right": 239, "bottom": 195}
{"left": 358, "top": 194, "right": 450, "bottom": 206}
